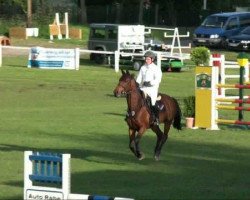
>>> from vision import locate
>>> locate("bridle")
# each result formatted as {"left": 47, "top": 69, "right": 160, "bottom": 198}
{"left": 117, "top": 76, "right": 133, "bottom": 95}
{"left": 118, "top": 75, "right": 145, "bottom": 113}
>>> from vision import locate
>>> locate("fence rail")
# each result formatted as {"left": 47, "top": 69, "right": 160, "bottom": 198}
{"left": 0, "top": 45, "right": 190, "bottom": 72}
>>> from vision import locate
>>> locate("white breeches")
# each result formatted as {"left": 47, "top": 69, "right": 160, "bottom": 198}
{"left": 140, "top": 86, "right": 158, "bottom": 105}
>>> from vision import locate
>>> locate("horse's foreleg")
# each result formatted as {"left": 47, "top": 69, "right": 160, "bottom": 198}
{"left": 134, "top": 134, "right": 144, "bottom": 160}
{"left": 129, "top": 129, "right": 137, "bottom": 156}
{"left": 129, "top": 127, "right": 146, "bottom": 160}
{"left": 134, "top": 128, "right": 146, "bottom": 160}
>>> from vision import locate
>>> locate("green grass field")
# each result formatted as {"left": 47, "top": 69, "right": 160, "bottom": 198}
{"left": 0, "top": 52, "right": 250, "bottom": 200}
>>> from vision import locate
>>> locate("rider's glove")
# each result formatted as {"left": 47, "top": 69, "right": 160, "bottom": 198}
{"left": 143, "top": 81, "right": 152, "bottom": 87}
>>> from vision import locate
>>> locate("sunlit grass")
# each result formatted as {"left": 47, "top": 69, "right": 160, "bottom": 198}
{"left": 0, "top": 35, "right": 250, "bottom": 200}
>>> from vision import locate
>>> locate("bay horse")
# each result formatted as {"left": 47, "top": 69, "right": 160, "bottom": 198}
{"left": 113, "top": 70, "right": 182, "bottom": 161}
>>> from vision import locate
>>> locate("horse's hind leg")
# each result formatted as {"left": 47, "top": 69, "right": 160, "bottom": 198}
{"left": 151, "top": 122, "right": 171, "bottom": 161}
{"left": 156, "top": 122, "right": 171, "bottom": 160}
{"left": 151, "top": 125, "right": 164, "bottom": 161}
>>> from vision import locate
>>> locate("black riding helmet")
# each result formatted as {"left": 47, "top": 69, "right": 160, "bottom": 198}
{"left": 144, "top": 50, "right": 156, "bottom": 60}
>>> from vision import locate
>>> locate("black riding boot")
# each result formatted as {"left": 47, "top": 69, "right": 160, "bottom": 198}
{"left": 146, "top": 97, "right": 156, "bottom": 124}
{"left": 152, "top": 105, "right": 160, "bottom": 125}
{"left": 146, "top": 96, "right": 151, "bottom": 108}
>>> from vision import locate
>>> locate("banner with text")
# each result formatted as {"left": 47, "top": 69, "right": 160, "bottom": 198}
{"left": 28, "top": 47, "right": 79, "bottom": 70}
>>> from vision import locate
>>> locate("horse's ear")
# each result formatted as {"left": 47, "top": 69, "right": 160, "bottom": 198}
{"left": 126, "top": 70, "right": 130, "bottom": 75}
{"left": 121, "top": 69, "right": 125, "bottom": 75}
{"left": 131, "top": 73, "right": 135, "bottom": 78}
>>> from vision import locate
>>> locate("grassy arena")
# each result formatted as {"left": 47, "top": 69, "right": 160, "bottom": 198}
{"left": 0, "top": 54, "right": 250, "bottom": 200}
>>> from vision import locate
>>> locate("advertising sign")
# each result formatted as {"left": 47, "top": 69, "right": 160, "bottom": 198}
{"left": 26, "top": 190, "right": 63, "bottom": 200}
{"left": 196, "top": 73, "right": 212, "bottom": 89}
{"left": 28, "top": 47, "right": 79, "bottom": 70}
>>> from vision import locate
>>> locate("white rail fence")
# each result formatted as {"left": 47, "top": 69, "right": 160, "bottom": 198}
{"left": 0, "top": 45, "right": 189, "bottom": 72}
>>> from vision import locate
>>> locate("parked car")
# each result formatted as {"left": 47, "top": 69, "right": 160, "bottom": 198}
{"left": 193, "top": 12, "right": 250, "bottom": 48}
{"left": 88, "top": 23, "right": 145, "bottom": 65}
{"left": 226, "top": 26, "right": 250, "bottom": 51}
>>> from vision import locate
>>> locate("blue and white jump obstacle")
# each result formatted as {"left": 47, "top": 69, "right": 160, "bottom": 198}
{"left": 24, "top": 151, "right": 134, "bottom": 200}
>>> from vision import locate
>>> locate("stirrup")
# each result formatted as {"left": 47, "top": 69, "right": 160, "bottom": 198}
{"left": 153, "top": 118, "right": 159, "bottom": 125}
{"left": 156, "top": 101, "right": 164, "bottom": 111}
{"left": 157, "top": 104, "right": 164, "bottom": 111}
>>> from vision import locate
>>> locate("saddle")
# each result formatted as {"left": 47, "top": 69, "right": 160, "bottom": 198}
{"left": 141, "top": 91, "right": 164, "bottom": 111}
{"left": 145, "top": 96, "right": 164, "bottom": 111}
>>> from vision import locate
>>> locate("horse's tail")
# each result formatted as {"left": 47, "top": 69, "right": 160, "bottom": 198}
{"left": 172, "top": 98, "right": 182, "bottom": 130}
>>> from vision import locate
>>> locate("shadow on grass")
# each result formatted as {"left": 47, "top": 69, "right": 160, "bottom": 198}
{"left": 219, "top": 124, "right": 250, "bottom": 130}
{"left": 4, "top": 64, "right": 27, "bottom": 68}
{"left": 0, "top": 195, "right": 22, "bottom": 200}
{"left": 1, "top": 134, "right": 250, "bottom": 199}
{"left": 3, "top": 180, "right": 23, "bottom": 188}
{"left": 71, "top": 139, "right": 250, "bottom": 200}
{"left": 103, "top": 112, "right": 125, "bottom": 117}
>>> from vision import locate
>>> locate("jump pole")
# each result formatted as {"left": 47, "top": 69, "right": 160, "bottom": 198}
{"left": 24, "top": 151, "right": 134, "bottom": 200}
{"left": 64, "top": 12, "right": 69, "bottom": 39}
{"left": 209, "top": 53, "right": 250, "bottom": 98}
{"left": 237, "top": 52, "right": 249, "bottom": 121}
{"left": 55, "top": 13, "right": 62, "bottom": 40}
{"left": 216, "top": 84, "right": 250, "bottom": 89}
{"left": 216, "top": 105, "right": 250, "bottom": 111}
{"left": 214, "top": 53, "right": 250, "bottom": 127}
{"left": 216, "top": 119, "right": 250, "bottom": 126}
{"left": 196, "top": 53, "right": 250, "bottom": 129}
{"left": 211, "top": 53, "right": 222, "bottom": 95}
{"left": 216, "top": 98, "right": 250, "bottom": 103}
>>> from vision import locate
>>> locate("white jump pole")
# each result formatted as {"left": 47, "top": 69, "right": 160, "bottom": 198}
{"left": 157, "top": 52, "right": 161, "bottom": 69}
{"left": 55, "top": 13, "right": 62, "bottom": 40}
{"left": 75, "top": 48, "right": 80, "bottom": 70}
{"left": 210, "top": 66, "right": 220, "bottom": 130}
{"left": 115, "top": 50, "right": 119, "bottom": 72}
{"left": 65, "top": 12, "right": 69, "bottom": 39}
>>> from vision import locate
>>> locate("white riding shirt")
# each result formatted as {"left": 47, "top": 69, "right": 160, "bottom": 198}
{"left": 136, "top": 62, "right": 162, "bottom": 105}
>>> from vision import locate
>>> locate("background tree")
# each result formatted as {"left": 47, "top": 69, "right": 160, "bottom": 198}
{"left": 2, "top": 0, "right": 250, "bottom": 27}
{"left": 27, "top": 0, "right": 32, "bottom": 27}
{"left": 138, "top": 0, "right": 144, "bottom": 24}
{"left": 11, "top": 0, "right": 37, "bottom": 27}
{"left": 77, "top": 0, "right": 87, "bottom": 24}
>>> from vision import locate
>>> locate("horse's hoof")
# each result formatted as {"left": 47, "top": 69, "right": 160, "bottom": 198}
{"left": 138, "top": 153, "right": 145, "bottom": 160}
{"left": 154, "top": 155, "right": 160, "bottom": 161}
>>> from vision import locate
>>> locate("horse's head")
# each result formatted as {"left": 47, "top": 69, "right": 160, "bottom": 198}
{"left": 113, "top": 70, "right": 135, "bottom": 97}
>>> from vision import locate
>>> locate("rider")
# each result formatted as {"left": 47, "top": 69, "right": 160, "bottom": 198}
{"left": 136, "top": 50, "right": 163, "bottom": 125}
